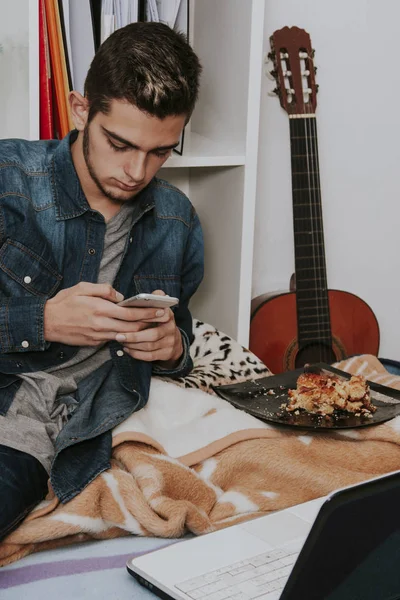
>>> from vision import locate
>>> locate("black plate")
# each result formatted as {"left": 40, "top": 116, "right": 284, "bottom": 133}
{"left": 213, "top": 363, "right": 400, "bottom": 430}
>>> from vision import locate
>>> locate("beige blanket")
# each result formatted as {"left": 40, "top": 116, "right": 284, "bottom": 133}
{"left": 1, "top": 322, "right": 400, "bottom": 567}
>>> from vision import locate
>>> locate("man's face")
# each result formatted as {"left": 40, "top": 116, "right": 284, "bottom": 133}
{"left": 82, "top": 100, "right": 186, "bottom": 204}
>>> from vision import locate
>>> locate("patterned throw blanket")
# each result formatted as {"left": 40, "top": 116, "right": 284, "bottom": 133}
{"left": 1, "top": 321, "right": 399, "bottom": 567}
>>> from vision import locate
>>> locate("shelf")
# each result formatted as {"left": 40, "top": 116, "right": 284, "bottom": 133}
{"left": 163, "top": 132, "right": 245, "bottom": 168}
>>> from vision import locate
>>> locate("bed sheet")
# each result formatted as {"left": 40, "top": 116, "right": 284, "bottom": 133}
{"left": 0, "top": 534, "right": 180, "bottom": 599}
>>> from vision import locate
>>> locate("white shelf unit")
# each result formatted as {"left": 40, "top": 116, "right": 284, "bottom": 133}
{"left": 0, "top": 0, "right": 39, "bottom": 140}
{"left": 28, "top": 0, "right": 40, "bottom": 140}
{"left": 20, "top": 0, "right": 264, "bottom": 347}
{"left": 162, "top": 0, "right": 265, "bottom": 346}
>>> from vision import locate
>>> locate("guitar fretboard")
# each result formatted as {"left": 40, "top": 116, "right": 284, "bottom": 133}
{"left": 289, "top": 116, "right": 333, "bottom": 346}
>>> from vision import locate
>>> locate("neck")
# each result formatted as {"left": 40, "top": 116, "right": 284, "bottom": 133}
{"left": 71, "top": 131, "right": 121, "bottom": 220}
{"left": 289, "top": 115, "right": 332, "bottom": 345}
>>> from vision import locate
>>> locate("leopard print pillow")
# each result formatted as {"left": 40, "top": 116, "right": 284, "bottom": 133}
{"left": 168, "top": 319, "right": 270, "bottom": 394}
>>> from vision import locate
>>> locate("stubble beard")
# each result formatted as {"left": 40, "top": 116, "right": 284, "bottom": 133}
{"left": 82, "top": 125, "right": 137, "bottom": 205}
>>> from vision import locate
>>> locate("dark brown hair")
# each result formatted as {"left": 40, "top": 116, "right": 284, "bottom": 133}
{"left": 84, "top": 21, "right": 202, "bottom": 123}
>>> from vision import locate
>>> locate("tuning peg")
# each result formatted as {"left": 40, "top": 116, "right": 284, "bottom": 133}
{"left": 311, "top": 49, "right": 316, "bottom": 58}
{"left": 264, "top": 53, "right": 277, "bottom": 80}
{"left": 314, "top": 66, "right": 318, "bottom": 74}
{"left": 316, "top": 84, "right": 320, "bottom": 94}
{"left": 267, "top": 51, "right": 275, "bottom": 61}
{"left": 268, "top": 87, "right": 279, "bottom": 97}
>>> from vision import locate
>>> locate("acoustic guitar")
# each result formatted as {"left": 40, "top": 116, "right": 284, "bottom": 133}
{"left": 250, "top": 26, "right": 379, "bottom": 374}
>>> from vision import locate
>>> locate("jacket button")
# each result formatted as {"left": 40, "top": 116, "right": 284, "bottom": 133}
{"left": 116, "top": 350, "right": 124, "bottom": 357}
{"left": 70, "top": 437, "right": 78, "bottom": 441}
{"left": 21, "top": 340, "right": 29, "bottom": 348}
{"left": 59, "top": 351, "right": 64, "bottom": 359}
{"left": 23, "top": 276, "right": 32, "bottom": 284}
{"left": 88, "top": 248, "right": 96, "bottom": 255}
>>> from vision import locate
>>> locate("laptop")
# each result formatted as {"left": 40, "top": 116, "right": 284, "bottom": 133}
{"left": 127, "top": 471, "right": 400, "bottom": 600}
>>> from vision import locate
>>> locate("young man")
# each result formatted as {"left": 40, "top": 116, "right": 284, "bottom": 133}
{"left": 0, "top": 22, "right": 203, "bottom": 541}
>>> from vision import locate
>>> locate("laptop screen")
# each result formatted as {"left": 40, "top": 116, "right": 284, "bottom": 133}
{"left": 281, "top": 472, "right": 400, "bottom": 600}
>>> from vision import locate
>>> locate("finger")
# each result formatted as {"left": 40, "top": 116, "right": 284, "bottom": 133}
{"left": 89, "top": 319, "right": 162, "bottom": 343}
{"left": 137, "top": 306, "right": 175, "bottom": 323}
{"left": 123, "top": 347, "right": 172, "bottom": 362}
{"left": 117, "top": 322, "right": 170, "bottom": 344}
{"left": 90, "top": 317, "right": 153, "bottom": 337}
{"left": 151, "top": 289, "right": 166, "bottom": 296}
{"left": 123, "top": 340, "right": 165, "bottom": 352}
{"left": 102, "top": 305, "right": 169, "bottom": 322}
{"left": 75, "top": 282, "right": 124, "bottom": 303}
{"left": 137, "top": 309, "right": 172, "bottom": 323}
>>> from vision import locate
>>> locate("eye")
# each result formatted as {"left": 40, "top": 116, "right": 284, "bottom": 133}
{"left": 153, "top": 149, "right": 171, "bottom": 158}
{"left": 107, "top": 138, "right": 128, "bottom": 152}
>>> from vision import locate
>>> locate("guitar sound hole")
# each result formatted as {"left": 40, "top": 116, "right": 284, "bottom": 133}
{"left": 295, "top": 343, "right": 337, "bottom": 368}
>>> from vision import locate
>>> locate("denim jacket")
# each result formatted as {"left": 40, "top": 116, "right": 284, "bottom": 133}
{"left": 0, "top": 131, "right": 204, "bottom": 501}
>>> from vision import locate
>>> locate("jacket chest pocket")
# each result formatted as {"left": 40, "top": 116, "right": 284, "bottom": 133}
{"left": 134, "top": 275, "right": 181, "bottom": 299}
{"left": 0, "top": 239, "right": 63, "bottom": 298}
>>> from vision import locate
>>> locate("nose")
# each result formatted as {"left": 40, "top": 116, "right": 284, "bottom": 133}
{"left": 124, "top": 151, "right": 146, "bottom": 184}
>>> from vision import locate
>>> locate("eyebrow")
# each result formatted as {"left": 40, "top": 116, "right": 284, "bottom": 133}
{"left": 101, "top": 126, "right": 180, "bottom": 152}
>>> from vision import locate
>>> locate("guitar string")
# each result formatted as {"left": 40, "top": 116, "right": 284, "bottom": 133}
{"left": 305, "top": 99, "right": 325, "bottom": 362}
{"left": 292, "top": 105, "right": 311, "bottom": 359}
{"left": 308, "top": 81, "right": 333, "bottom": 363}
{"left": 291, "top": 116, "right": 304, "bottom": 360}
{"left": 306, "top": 104, "right": 324, "bottom": 360}
{"left": 309, "top": 104, "right": 332, "bottom": 363}
{"left": 301, "top": 93, "right": 323, "bottom": 361}
{"left": 294, "top": 102, "right": 319, "bottom": 359}
{"left": 309, "top": 77, "right": 332, "bottom": 361}
{"left": 292, "top": 117, "right": 301, "bottom": 355}
{"left": 292, "top": 116, "right": 305, "bottom": 355}
{"left": 313, "top": 77, "right": 336, "bottom": 362}
{"left": 305, "top": 93, "right": 329, "bottom": 362}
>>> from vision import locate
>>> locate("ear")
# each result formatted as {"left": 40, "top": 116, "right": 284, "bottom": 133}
{"left": 69, "top": 92, "right": 89, "bottom": 131}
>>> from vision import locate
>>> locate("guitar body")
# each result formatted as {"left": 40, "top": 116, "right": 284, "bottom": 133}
{"left": 250, "top": 289, "right": 380, "bottom": 374}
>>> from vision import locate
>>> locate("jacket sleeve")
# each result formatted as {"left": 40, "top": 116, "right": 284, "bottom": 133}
{"left": 0, "top": 296, "right": 50, "bottom": 353}
{"left": 152, "top": 207, "right": 204, "bottom": 379}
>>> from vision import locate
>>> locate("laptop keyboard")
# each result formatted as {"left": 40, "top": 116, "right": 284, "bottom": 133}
{"left": 175, "top": 548, "right": 298, "bottom": 600}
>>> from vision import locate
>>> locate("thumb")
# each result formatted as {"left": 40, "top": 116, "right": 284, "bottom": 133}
{"left": 151, "top": 289, "right": 166, "bottom": 296}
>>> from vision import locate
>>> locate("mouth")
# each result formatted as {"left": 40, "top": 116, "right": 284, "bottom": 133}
{"left": 115, "top": 181, "right": 140, "bottom": 192}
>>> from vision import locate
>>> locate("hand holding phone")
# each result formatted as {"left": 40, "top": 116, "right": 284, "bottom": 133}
{"left": 116, "top": 290, "right": 183, "bottom": 365}
{"left": 117, "top": 293, "right": 179, "bottom": 309}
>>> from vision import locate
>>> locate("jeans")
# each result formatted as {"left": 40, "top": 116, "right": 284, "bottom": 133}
{"left": 0, "top": 445, "right": 48, "bottom": 542}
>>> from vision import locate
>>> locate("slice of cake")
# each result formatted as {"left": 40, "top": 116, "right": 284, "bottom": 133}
{"left": 286, "top": 372, "right": 376, "bottom": 416}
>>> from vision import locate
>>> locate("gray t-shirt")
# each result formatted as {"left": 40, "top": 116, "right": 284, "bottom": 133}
{"left": 0, "top": 202, "right": 135, "bottom": 472}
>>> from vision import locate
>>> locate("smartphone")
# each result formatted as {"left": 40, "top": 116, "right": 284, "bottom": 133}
{"left": 117, "top": 293, "right": 179, "bottom": 309}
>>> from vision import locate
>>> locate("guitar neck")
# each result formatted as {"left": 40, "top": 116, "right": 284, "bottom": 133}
{"left": 289, "top": 115, "right": 333, "bottom": 346}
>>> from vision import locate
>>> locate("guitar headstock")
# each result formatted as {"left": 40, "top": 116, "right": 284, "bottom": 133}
{"left": 269, "top": 26, "right": 318, "bottom": 115}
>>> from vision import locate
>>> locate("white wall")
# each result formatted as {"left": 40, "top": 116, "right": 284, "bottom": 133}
{"left": 0, "top": 0, "right": 34, "bottom": 139}
{"left": 253, "top": 0, "right": 400, "bottom": 358}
